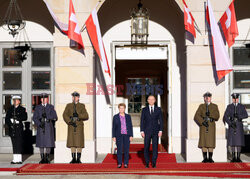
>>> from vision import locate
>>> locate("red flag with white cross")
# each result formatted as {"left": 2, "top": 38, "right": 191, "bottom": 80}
{"left": 219, "top": 0, "right": 238, "bottom": 48}
{"left": 68, "top": 0, "right": 85, "bottom": 52}
{"left": 183, "top": 0, "right": 196, "bottom": 38}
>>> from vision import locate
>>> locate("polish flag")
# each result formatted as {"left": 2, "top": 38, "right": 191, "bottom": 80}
{"left": 206, "top": 0, "right": 233, "bottom": 81}
{"left": 183, "top": 0, "right": 196, "bottom": 38}
{"left": 219, "top": 0, "right": 238, "bottom": 48}
{"left": 43, "top": 0, "right": 84, "bottom": 53}
{"left": 43, "top": 0, "right": 68, "bottom": 34}
{"left": 85, "top": 8, "right": 111, "bottom": 77}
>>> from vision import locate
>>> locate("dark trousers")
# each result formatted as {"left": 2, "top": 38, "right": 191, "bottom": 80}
{"left": 144, "top": 132, "right": 159, "bottom": 165}
{"left": 116, "top": 134, "right": 130, "bottom": 165}
{"left": 10, "top": 125, "right": 23, "bottom": 154}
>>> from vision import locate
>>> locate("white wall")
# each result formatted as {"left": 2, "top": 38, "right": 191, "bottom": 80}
{"left": 0, "top": 21, "right": 53, "bottom": 42}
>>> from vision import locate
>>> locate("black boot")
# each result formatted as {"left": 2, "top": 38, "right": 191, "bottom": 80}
{"left": 39, "top": 153, "right": 45, "bottom": 164}
{"left": 202, "top": 152, "right": 208, "bottom": 163}
{"left": 45, "top": 153, "right": 50, "bottom": 164}
{"left": 208, "top": 152, "right": 214, "bottom": 163}
{"left": 236, "top": 152, "right": 242, "bottom": 163}
{"left": 231, "top": 152, "right": 236, "bottom": 163}
{"left": 70, "top": 153, "right": 77, "bottom": 164}
{"left": 76, "top": 153, "right": 82, "bottom": 163}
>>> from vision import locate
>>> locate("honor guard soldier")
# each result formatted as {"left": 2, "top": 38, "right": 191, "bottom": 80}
{"left": 63, "top": 91, "right": 89, "bottom": 164}
{"left": 5, "top": 96, "right": 27, "bottom": 164}
{"left": 33, "top": 93, "right": 58, "bottom": 164}
{"left": 223, "top": 93, "right": 248, "bottom": 163}
{"left": 194, "top": 92, "right": 220, "bottom": 163}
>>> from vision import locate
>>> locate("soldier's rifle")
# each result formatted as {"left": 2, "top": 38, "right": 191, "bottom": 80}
{"left": 70, "top": 96, "right": 78, "bottom": 133}
{"left": 231, "top": 102, "right": 238, "bottom": 135}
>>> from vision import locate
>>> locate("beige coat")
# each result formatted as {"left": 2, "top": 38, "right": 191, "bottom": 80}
{"left": 63, "top": 103, "right": 89, "bottom": 148}
{"left": 194, "top": 103, "right": 220, "bottom": 148}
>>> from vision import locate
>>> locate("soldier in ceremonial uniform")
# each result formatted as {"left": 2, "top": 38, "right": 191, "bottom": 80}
{"left": 5, "top": 96, "right": 27, "bottom": 164}
{"left": 194, "top": 92, "right": 220, "bottom": 163}
{"left": 33, "top": 93, "right": 58, "bottom": 164}
{"left": 223, "top": 93, "right": 248, "bottom": 163}
{"left": 63, "top": 91, "right": 89, "bottom": 164}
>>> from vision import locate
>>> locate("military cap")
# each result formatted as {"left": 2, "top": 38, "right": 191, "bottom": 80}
{"left": 12, "top": 95, "right": 21, "bottom": 100}
{"left": 40, "top": 93, "right": 49, "bottom": 98}
{"left": 203, "top": 92, "right": 212, "bottom": 97}
{"left": 71, "top": 91, "right": 80, "bottom": 97}
{"left": 231, "top": 93, "right": 239, "bottom": 99}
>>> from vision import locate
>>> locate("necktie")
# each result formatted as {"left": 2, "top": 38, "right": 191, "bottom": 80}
{"left": 151, "top": 106, "right": 154, "bottom": 115}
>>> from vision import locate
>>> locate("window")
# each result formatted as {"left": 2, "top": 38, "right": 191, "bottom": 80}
{"left": 231, "top": 45, "right": 250, "bottom": 134}
{"left": 3, "top": 48, "right": 22, "bottom": 67}
{"left": 0, "top": 42, "right": 54, "bottom": 137}
{"left": 3, "top": 71, "right": 22, "bottom": 90}
{"left": 32, "top": 71, "right": 51, "bottom": 90}
{"left": 127, "top": 78, "right": 159, "bottom": 114}
{"left": 32, "top": 48, "right": 50, "bottom": 67}
{"left": 233, "top": 47, "right": 250, "bottom": 66}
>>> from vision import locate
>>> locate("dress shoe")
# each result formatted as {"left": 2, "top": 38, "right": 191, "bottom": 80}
{"left": 124, "top": 164, "right": 128, "bottom": 168}
{"left": 145, "top": 163, "right": 149, "bottom": 168}
{"left": 152, "top": 163, "right": 156, "bottom": 168}
{"left": 117, "top": 164, "right": 122, "bottom": 168}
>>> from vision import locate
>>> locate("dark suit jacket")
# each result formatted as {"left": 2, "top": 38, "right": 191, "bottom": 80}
{"left": 112, "top": 113, "right": 133, "bottom": 138}
{"left": 140, "top": 106, "right": 163, "bottom": 134}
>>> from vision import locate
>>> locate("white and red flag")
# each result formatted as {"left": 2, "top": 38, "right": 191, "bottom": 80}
{"left": 183, "top": 0, "right": 196, "bottom": 38}
{"left": 85, "top": 8, "right": 111, "bottom": 77}
{"left": 43, "top": 0, "right": 84, "bottom": 53}
{"left": 219, "top": 0, "right": 238, "bottom": 48}
{"left": 206, "top": 0, "right": 233, "bottom": 81}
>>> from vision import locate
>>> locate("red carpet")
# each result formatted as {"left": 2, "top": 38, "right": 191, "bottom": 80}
{"left": 17, "top": 162, "right": 250, "bottom": 178}
{"left": 128, "top": 144, "right": 167, "bottom": 152}
{"left": 5, "top": 144, "right": 250, "bottom": 177}
{"left": 102, "top": 153, "right": 176, "bottom": 164}
{"left": 0, "top": 168, "right": 18, "bottom": 172}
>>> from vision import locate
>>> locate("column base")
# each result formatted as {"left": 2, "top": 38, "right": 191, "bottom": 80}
{"left": 54, "top": 140, "right": 96, "bottom": 163}
{"left": 186, "top": 138, "right": 227, "bottom": 162}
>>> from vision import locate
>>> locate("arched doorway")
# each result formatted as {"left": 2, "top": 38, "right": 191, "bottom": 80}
{"left": 96, "top": 0, "right": 186, "bottom": 155}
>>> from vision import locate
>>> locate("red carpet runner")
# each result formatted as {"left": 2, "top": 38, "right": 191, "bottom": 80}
{"left": 15, "top": 144, "right": 250, "bottom": 177}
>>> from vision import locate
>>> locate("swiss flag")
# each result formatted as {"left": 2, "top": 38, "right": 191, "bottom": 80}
{"left": 183, "top": 0, "right": 196, "bottom": 38}
{"left": 68, "top": 0, "right": 84, "bottom": 52}
{"left": 206, "top": 0, "right": 233, "bottom": 81}
{"left": 85, "top": 8, "right": 111, "bottom": 77}
{"left": 43, "top": 0, "right": 84, "bottom": 54}
{"left": 219, "top": 0, "right": 238, "bottom": 48}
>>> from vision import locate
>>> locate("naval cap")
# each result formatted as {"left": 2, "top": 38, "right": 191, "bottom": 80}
{"left": 12, "top": 95, "right": 21, "bottom": 100}
{"left": 231, "top": 93, "right": 239, "bottom": 99}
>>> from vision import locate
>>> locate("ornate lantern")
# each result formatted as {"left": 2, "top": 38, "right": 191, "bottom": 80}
{"left": 130, "top": 0, "right": 149, "bottom": 45}
{"left": 2, "top": 0, "right": 26, "bottom": 37}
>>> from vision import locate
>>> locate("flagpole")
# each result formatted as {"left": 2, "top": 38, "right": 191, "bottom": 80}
{"left": 80, "top": 0, "right": 102, "bottom": 32}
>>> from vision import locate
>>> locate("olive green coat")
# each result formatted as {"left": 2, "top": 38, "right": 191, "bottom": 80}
{"left": 63, "top": 103, "right": 89, "bottom": 148}
{"left": 194, "top": 103, "right": 220, "bottom": 148}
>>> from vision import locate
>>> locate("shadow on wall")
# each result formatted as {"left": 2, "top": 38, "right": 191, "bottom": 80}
{"left": 98, "top": 0, "right": 187, "bottom": 154}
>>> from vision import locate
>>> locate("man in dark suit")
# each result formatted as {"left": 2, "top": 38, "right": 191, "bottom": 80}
{"left": 140, "top": 95, "right": 163, "bottom": 168}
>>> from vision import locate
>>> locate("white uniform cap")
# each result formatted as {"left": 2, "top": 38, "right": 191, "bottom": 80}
{"left": 12, "top": 95, "right": 21, "bottom": 100}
